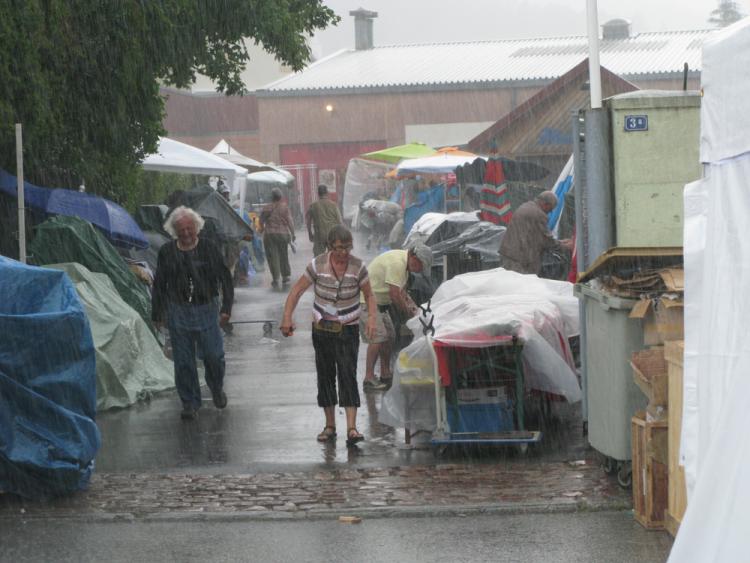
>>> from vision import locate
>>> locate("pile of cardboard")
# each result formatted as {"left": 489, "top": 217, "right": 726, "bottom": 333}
{"left": 626, "top": 268, "right": 684, "bottom": 346}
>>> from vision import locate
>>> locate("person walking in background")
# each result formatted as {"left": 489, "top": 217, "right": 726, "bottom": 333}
{"left": 499, "top": 191, "right": 572, "bottom": 276}
{"left": 152, "top": 206, "right": 233, "bottom": 420}
{"left": 360, "top": 244, "right": 433, "bottom": 391}
{"left": 280, "top": 225, "right": 377, "bottom": 447}
{"left": 260, "top": 187, "right": 295, "bottom": 290}
{"left": 305, "top": 184, "right": 343, "bottom": 257}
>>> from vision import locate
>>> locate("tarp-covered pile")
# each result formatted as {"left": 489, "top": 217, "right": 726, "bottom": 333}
{"left": 49, "top": 263, "right": 174, "bottom": 410}
{"left": 0, "top": 257, "right": 101, "bottom": 498}
{"left": 29, "top": 215, "right": 152, "bottom": 326}
{"left": 379, "top": 268, "right": 581, "bottom": 431}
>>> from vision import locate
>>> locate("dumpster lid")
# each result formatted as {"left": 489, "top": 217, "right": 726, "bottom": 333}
{"left": 577, "top": 247, "right": 683, "bottom": 284}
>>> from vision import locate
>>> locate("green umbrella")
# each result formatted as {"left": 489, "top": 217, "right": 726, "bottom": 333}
{"left": 360, "top": 142, "right": 437, "bottom": 164}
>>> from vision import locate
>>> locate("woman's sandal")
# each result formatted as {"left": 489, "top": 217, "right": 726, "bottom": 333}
{"left": 346, "top": 427, "right": 364, "bottom": 447}
{"left": 317, "top": 426, "right": 337, "bottom": 442}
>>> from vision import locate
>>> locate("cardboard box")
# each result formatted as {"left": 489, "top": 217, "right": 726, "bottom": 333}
{"left": 629, "top": 297, "right": 684, "bottom": 346}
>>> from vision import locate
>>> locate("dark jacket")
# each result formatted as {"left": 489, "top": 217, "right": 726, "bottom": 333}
{"left": 499, "top": 201, "right": 558, "bottom": 275}
{"left": 152, "top": 238, "right": 233, "bottom": 322}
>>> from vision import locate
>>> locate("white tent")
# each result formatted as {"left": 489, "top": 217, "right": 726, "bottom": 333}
{"left": 210, "top": 139, "right": 295, "bottom": 212}
{"left": 141, "top": 137, "right": 248, "bottom": 198}
{"left": 210, "top": 139, "right": 275, "bottom": 173}
{"left": 668, "top": 17, "right": 750, "bottom": 562}
{"left": 396, "top": 153, "right": 486, "bottom": 175}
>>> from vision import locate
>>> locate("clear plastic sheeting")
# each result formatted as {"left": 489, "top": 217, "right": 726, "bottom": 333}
{"left": 49, "top": 263, "right": 175, "bottom": 411}
{"left": 341, "top": 158, "right": 392, "bottom": 224}
{"left": 402, "top": 212, "right": 450, "bottom": 248}
{"left": 379, "top": 268, "right": 581, "bottom": 432}
{"left": 668, "top": 18, "right": 750, "bottom": 563}
{"left": 429, "top": 221, "right": 505, "bottom": 263}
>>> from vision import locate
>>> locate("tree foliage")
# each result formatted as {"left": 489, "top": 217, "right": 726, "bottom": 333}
{"left": 0, "top": 1, "right": 338, "bottom": 202}
{"left": 709, "top": 0, "right": 745, "bottom": 27}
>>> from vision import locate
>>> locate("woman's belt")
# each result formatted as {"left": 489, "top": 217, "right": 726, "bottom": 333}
{"left": 312, "top": 320, "right": 358, "bottom": 334}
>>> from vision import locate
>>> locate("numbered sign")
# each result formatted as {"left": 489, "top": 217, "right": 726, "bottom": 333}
{"left": 624, "top": 115, "right": 648, "bottom": 132}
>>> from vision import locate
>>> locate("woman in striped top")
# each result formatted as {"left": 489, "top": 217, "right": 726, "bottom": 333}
{"left": 281, "top": 225, "right": 377, "bottom": 447}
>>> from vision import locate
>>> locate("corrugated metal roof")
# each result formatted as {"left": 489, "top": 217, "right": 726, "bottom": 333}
{"left": 261, "top": 30, "right": 713, "bottom": 93}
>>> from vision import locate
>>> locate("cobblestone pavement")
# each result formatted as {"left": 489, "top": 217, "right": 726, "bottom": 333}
{"left": 0, "top": 458, "right": 630, "bottom": 521}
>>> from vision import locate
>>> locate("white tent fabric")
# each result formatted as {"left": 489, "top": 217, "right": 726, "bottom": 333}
{"left": 396, "top": 154, "right": 486, "bottom": 175}
{"left": 210, "top": 139, "right": 274, "bottom": 173}
{"left": 210, "top": 139, "right": 283, "bottom": 213}
{"left": 668, "top": 17, "right": 750, "bottom": 562}
{"left": 142, "top": 137, "right": 248, "bottom": 197}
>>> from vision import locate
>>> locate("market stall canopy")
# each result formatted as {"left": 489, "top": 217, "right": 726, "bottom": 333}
{"left": 360, "top": 142, "right": 437, "bottom": 164}
{"left": 210, "top": 139, "right": 276, "bottom": 173}
{"left": 396, "top": 153, "right": 487, "bottom": 176}
{"left": 0, "top": 169, "right": 148, "bottom": 249}
{"left": 141, "top": 137, "right": 247, "bottom": 185}
{"left": 247, "top": 168, "right": 294, "bottom": 186}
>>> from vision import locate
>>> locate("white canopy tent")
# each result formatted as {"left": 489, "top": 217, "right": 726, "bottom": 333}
{"left": 210, "top": 139, "right": 294, "bottom": 212}
{"left": 210, "top": 139, "right": 275, "bottom": 173}
{"left": 396, "top": 153, "right": 486, "bottom": 176}
{"left": 668, "top": 17, "right": 750, "bottom": 562}
{"left": 141, "top": 137, "right": 248, "bottom": 199}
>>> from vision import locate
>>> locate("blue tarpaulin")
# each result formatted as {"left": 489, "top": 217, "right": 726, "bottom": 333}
{"left": 0, "top": 169, "right": 147, "bottom": 249}
{"left": 0, "top": 256, "right": 101, "bottom": 498}
{"left": 404, "top": 184, "right": 445, "bottom": 235}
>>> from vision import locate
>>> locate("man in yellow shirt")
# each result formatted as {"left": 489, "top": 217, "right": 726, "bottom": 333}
{"left": 359, "top": 244, "right": 433, "bottom": 390}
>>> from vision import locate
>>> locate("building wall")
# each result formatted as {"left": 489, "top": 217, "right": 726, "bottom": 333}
{"left": 257, "top": 86, "right": 540, "bottom": 164}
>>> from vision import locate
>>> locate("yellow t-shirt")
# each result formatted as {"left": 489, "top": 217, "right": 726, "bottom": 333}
{"left": 361, "top": 249, "right": 408, "bottom": 306}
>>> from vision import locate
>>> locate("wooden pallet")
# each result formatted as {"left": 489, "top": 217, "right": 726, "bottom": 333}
{"left": 632, "top": 411, "right": 668, "bottom": 530}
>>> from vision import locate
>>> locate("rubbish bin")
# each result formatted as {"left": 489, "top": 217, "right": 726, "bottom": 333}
{"left": 574, "top": 284, "right": 648, "bottom": 462}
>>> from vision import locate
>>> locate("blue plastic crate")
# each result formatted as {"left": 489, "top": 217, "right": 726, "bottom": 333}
{"left": 447, "top": 401, "right": 515, "bottom": 433}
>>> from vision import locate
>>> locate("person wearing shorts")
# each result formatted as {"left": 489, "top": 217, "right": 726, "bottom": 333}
{"left": 359, "top": 244, "right": 433, "bottom": 391}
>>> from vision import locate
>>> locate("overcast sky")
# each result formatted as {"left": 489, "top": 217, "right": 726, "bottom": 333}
{"left": 311, "top": 0, "right": 750, "bottom": 57}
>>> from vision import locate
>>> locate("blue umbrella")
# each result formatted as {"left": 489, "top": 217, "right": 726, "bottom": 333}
{"left": 0, "top": 169, "right": 147, "bottom": 249}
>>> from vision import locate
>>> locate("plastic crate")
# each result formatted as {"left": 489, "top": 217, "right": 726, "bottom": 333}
{"left": 447, "top": 401, "right": 515, "bottom": 433}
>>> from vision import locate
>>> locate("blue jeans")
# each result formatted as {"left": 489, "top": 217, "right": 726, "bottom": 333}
{"left": 167, "top": 301, "right": 225, "bottom": 409}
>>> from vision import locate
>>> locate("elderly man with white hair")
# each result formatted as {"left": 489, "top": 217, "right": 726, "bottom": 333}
{"left": 152, "top": 206, "right": 234, "bottom": 420}
{"left": 499, "top": 190, "right": 573, "bottom": 276}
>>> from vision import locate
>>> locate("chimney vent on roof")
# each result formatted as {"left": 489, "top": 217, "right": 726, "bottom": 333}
{"left": 602, "top": 18, "right": 631, "bottom": 40}
{"left": 349, "top": 8, "right": 378, "bottom": 50}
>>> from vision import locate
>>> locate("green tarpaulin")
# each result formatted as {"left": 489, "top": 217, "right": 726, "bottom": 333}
{"left": 360, "top": 142, "right": 437, "bottom": 164}
{"left": 49, "top": 263, "right": 174, "bottom": 410}
{"left": 29, "top": 215, "right": 152, "bottom": 326}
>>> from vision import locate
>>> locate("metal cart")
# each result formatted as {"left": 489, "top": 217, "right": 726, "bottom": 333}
{"left": 419, "top": 309, "right": 542, "bottom": 450}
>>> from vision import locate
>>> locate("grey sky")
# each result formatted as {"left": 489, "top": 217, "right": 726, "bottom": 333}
{"left": 311, "top": 0, "right": 749, "bottom": 57}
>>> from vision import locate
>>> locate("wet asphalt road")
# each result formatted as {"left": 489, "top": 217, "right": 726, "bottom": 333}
{"left": 0, "top": 510, "right": 672, "bottom": 563}
{"left": 94, "top": 230, "right": 587, "bottom": 475}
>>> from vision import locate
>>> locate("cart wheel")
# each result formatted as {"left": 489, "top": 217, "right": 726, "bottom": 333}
{"left": 617, "top": 462, "right": 632, "bottom": 489}
{"left": 432, "top": 445, "right": 448, "bottom": 458}
{"left": 602, "top": 456, "right": 617, "bottom": 475}
{"left": 517, "top": 443, "right": 529, "bottom": 456}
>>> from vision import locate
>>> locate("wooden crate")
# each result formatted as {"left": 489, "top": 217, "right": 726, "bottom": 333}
{"left": 632, "top": 411, "right": 668, "bottom": 529}
{"left": 631, "top": 347, "right": 668, "bottom": 416}
{"left": 664, "top": 340, "right": 687, "bottom": 536}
